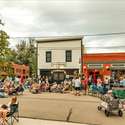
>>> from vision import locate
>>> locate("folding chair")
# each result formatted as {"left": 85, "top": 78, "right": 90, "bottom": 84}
{"left": 6, "top": 103, "right": 19, "bottom": 125}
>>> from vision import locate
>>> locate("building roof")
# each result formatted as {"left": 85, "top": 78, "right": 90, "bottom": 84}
{"left": 36, "top": 36, "right": 83, "bottom": 43}
{"left": 83, "top": 52, "right": 125, "bottom": 64}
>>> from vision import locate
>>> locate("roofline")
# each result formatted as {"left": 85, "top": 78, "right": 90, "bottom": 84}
{"left": 36, "top": 35, "right": 83, "bottom": 43}
{"left": 84, "top": 60, "right": 125, "bottom": 64}
{"left": 84, "top": 52, "right": 125, "bottom": 55}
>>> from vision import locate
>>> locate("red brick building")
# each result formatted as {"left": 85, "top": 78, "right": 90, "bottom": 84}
{"left": 12, "top": 63, "right": 29, "bottom": 79}
{"left": 0, "top": 62, "right": 29, "bottom": 79}
{"left": 82, "top": 53, "right": 125, "bottom": 83}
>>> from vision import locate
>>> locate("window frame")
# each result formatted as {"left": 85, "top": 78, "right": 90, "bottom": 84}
{"left": 65, "top": 50, "right": 72, "bottom": 62}
{"left": 46, "top": 51, "right": 52, "bottom": 63}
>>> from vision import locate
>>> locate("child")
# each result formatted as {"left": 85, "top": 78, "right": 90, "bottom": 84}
{"left": 0, "top": 104, "right": 9, "bottom": 124}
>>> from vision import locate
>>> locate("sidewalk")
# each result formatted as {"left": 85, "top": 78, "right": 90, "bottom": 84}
{"left": 17, "top": 118, "right": 87, "bottom": 125}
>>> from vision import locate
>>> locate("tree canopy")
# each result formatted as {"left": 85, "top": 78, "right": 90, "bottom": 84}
{"left": 0, "top": 30, "right": 14, "bottom": 77}
{"left": 0, "top": 29, "right": 36, "bottom": 77}
{"left": 11, "top": 39, "right": 37, "bottom": 76}
{"left": 0, "top": 30, "right": 10, "bottom": 60}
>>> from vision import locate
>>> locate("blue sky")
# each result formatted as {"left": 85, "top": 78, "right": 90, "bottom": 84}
{"left": 0, "top": 0, "right": 125, "bottom": 53}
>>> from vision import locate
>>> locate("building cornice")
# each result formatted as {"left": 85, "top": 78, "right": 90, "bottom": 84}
{"left": 36, "top": 36, "right": 83, "bottom": 43}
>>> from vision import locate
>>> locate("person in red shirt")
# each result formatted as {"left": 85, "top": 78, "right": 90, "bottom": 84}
{"left": 81, "top": 75, "right": 88, "bottom": 95}
{"left": 97, "top": 77, "right": 102, "bottom": 86}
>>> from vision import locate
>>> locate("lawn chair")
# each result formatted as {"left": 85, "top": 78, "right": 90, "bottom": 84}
{"left": 6, "top": 103, "right": 19, "bottom": 125}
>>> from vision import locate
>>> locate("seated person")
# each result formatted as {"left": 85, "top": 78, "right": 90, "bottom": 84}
{"left": 56, "top": 84, "right": 63, "bottom": 93}
{"left": 15, "top": 84, "right": 24, "bottom": 94}
{"left": 44, "top": 83, "right": 50, "bottom": 92}
{"left": 104, "top": 90, "right": 113, "bottom": 101}
{"left": 0, "top": 86, "right": 7, "bottom": 98}
{"left": 3, "top": 82, "right": 10, "bottom": 95}
{"left": 50, "top": 82, "right": 57, "bottom": 92}
{"left": 8, "top": 96, "right": 18, "bottom": 107}
{"left": 8, "top": 84, "right": 16, "bottom": 95}
{"left": 62, "top": 83, "right": 70, "bottom": 92}
{"left": 0, "top": 104, "right": 8, "bottom": 124}
{"left": 0, "top": 96, "right": 18, "bottom": 124}
{"left": 104, "top": 90, "right": 119, "bottom": 104}
{"left": 30, "top": 82, "right": 40, "bottom": 94}
{"left": 39, "top": 81, "right": 46, "bottom": 92}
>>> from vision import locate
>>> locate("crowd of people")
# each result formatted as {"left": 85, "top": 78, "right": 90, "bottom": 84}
{"left": 28, "top": 74, "right": 125, "bottom": 96}
{"left": 88, "top": 75, "right": 125, "bottom": 95}
{"left": 0, "top": 73, "right": 125, "bottom": 97}
{"left": 29, "top": 76, "right": 74, "bottom": 94}
{"left": 0, "top": 73, "right": 125, "bottom": 123}
{"left": 0, "top": 77, "right": 24, "bottom": 98}
{"left": 27, "top": 75, "right": 115, "bottom": 95}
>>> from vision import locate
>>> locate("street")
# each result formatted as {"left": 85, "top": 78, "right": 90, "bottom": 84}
{"left": 0, "top": 92, "right": 125, "bottom": 125}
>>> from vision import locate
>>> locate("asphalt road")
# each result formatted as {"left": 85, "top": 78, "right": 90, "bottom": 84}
{"left": 0, "top": 92, "right": 125, "bottom": 125}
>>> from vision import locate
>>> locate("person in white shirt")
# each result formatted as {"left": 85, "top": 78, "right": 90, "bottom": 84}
{"left": 74, "top": 77, "right": 81, "bottom": 96}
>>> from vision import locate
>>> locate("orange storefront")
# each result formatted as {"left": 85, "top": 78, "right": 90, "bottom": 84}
{"left": 82, "top": 53, "right": 125, "bottom": 83}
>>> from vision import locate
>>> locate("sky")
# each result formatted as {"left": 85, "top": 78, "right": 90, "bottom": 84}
{"left": 0, "top": 0, "right": 125, "bottom": 53}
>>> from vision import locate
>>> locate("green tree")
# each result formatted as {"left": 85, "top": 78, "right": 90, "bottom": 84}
{"left": 13, "top": 39, "right": 37, "bottom": 76}
{"left": 0, "top": 30, "right": 14, "bottom": 77}
{"left": 0, "top": 30, "right": 10, "bottom": 60}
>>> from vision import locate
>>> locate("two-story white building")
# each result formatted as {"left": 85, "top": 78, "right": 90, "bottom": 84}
{"left": 36, "top": 36, "right": 83, "bottom": 82}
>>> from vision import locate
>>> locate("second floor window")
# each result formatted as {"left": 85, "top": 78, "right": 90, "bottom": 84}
{"left": 46, "top": 51, "right": 51, "bottom": 63}
{"left": 66, "top": 50, "right": 72, "bottom": 62}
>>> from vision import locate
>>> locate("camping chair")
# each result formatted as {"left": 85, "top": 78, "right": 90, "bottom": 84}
{"left": 6, "top": 103, "right": 19, "bottom": 125}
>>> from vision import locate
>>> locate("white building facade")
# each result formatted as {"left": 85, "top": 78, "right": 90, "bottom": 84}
{"left": 36, "top": 36, "right": 83, "bottom": 80}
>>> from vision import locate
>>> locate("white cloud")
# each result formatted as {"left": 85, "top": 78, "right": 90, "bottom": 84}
{"left": 0, "top": 0, "right": 125, "bottom": 53}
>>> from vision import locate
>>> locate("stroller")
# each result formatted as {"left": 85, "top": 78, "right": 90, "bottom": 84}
{"left": 97, "top": 94, "right": 124, "bottom": 117}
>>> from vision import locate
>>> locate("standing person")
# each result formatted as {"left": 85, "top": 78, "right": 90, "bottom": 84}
{"left": 15, "top": 76, "right": 19, "bottom": 86}
{"left": 72, "top": 77, "right": 76, "bottom": 91}
{"left": 42, "top": 76, "right": 46, "bottom": 83}
{"left": 81, "top": 76, "right": 88, "bottom": 95}
{"left": 38, "top": 75, "right": 42, "bottom": 84}
{"left": 104, "top": 77, "right": 110, "bottom": 90}
{"left": 20, "top": 76, "right": 24, "bottom": 85}
{"left": 97, "top": 77, "right": 102, "bottom": 86}
{"left": 120, "top": 76, "right": 125, "bottom": 87}
{"left": 74, "top": 76, "right": 81, "bottom": 96}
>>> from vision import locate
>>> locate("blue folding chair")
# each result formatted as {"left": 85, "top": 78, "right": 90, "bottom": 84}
{"left": 6, "top": 103, "right": 19, "bottom": 125}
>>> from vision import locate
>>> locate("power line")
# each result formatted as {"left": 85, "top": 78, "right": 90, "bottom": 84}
{"left": 8, "top": 32, "right": 125, "bottom": 39}
{"left": 84, "top": 32, "right": 125, "bottom": 36}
